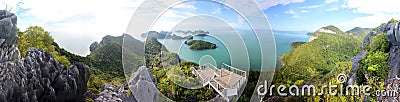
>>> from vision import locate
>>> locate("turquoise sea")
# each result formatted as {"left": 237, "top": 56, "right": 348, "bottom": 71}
{"left": 156, "top": 30, "right": 310, "bottom": 71}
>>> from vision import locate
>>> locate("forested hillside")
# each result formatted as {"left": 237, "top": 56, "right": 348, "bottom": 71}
{"left": 274, "top": 25, "right": 362, "bottom": 84}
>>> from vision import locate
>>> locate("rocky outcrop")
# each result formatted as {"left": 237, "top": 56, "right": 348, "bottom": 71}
{"left": 0, "top": 10, "right": 90, "bottom": 102}
{"left": 347, "top": 20, "right": 400, "bottom": 101}
{"left": 95, "top": 66, "right": 158, "bottom": 102}
{"left": 386, "top": 22, "right": 400, "bottom": 78}
{"left": 347, "top": 50, "right": 367, "bottom": 85}
{"left": 0, "top": 48, "right": 90, "bottom": 102}
{"left": 308, "top": 26, "right": 339, "bottom": 42}
{"left": 89, "top": 42, "right": 99, "bottom": 52}
{"left": 0, "top": 10, "right": 19, "bottom": 62}
{"left": 128, "top": 66, "right": 158, "bottom": 102}
{"left": 95, "top": 84, "right": 136, "bottom": 102}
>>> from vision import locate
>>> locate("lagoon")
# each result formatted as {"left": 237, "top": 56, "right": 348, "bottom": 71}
{"left": 155, "top": 30, "right": 309, "bottom": 71}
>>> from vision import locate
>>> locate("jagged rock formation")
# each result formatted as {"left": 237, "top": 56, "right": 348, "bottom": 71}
{"left": 347, "top": 20, "right": 400, "bottom": 101}
{"left": 0, "top": 48, "right": 90, "bottom": 102}
{"left": 128, "top": 66, "right": 158, "bottom": 102}
{"left": 89, "top": 42, "right": 99, "bottom": 52}
{"left": 308, "top": 25, "right": 342, "bottom": 42}
{"left": 0, "top": 10, "right": 19, "bottom": 62}
{"left": 95, "top": 84, "right": 136, "bottom": 102}
{"left": 0, "top": 10, "right": 90, "bottom": 102}
{"left": 347, "top": 50, "right": 366, "bottom": 85}
{"left": 348, "top": 22, "right": 395, "bottom": 85}
{"left": 95, "top": 66, "right": 158, "bottom": 102}
{"left": 386, "top": 22, "right": 400, "bottom": 79}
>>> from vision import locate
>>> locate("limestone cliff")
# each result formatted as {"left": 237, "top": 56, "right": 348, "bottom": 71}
{"left": 0, "top": 10, "right": 90, "bottom": 102}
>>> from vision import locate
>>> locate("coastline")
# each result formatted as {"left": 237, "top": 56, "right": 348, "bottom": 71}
{"left": 278, "top": 55, "right": 285, "bottom": 67}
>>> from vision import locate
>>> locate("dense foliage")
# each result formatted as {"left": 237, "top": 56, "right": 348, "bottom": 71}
{"left": 345, "top": 27, "right": 372, "bottom": 39}
{"left": 144, "top": 37, "right": 218, "bottom": 101}
{"left": 290, "top": 42, "right": 306, "bottom": 49}
{"left": 17, "top": 26, "right": 71, "bottom": 66}
{"left": 274, "top": 31, "right": 362, "bottom": 84}
{"left": 152, "top": 62, "right": 217, "bottom": 101}
{"left": 87, "top": 34, "right": 145, "bottom": 95}
{"left": 184, "top": 40, "right": 216, "bottom": 50}
{"left": 357, "top": 33, "right": 390, "bottom": 85}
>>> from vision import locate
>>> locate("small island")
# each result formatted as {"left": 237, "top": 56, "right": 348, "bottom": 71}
{"left": 185, "top": 40, "right": 216, "bottom": 50}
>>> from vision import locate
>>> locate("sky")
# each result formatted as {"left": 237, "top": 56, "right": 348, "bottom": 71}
{"left": 1, "top": 0, "right": 400, "bottom": 56}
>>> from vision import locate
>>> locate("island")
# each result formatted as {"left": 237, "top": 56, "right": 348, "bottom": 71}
{"left": 184, "top": 40, "right": 217, "bottom": 50}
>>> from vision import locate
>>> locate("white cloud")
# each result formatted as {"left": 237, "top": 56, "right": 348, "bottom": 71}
{"left": 255, "top": 0, "right": 305, "bottom": 10}
{"left": 174, "top": 3, "right": 196, "bottom": 10}
{"left": 343, "top": 0, "right": 400, "bottom": 14}
{"left": 163, "top": 10, "right": 189, "bottom": 19}
{"left": 326, "top": 7, "right": 339, "bottom": 11}
{"left": 284, "top": 9, "right": 299, "bottom": 18}
{"left": 0, "top": 0, "right": 22, "bottom": 12}
{"left": 284, "top": 9, "right": 296, "bottom": 14}
{"left": 211, "top": 7, "right": 221, "bottom": 15}
{"left": 13, "top": 0, "right": 144, "bottom": 55}
{"left": 301, "top": 10, "right": 308, "bottom": 13}
{"left": 338, "top": 13, "right": 400, "bottom": 31}
{"left": 338, "top": 0, "right": 400, "bottom": 31}
{"left": 324, "top": 0, "right": 338, "bottom": 4}
{"left": 300, "top": 4, "right": 324, "bottom": 9}
{"left": 300, "top": 0, "right": 337, "bottom": 9}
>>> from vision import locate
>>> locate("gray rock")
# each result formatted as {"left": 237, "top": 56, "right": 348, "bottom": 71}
{"left": 0, "top": 48, "right": 90, "bottom": 102}
{"left": 128, "top": 66, "right": 158, "bottom": 102}
{"left": 0, "top": 10, "right": 90, "bottom": 102}
{"left": 396, "top": 22, "right": 400, "bottom": 45}
{"left": 388, "top": 46, "right": 400, "bottom": 78}
{"left": 0, "top": 10, "right": 18, "bottom": 47}
{"left": 0, "top": 10, "right": 19, "bottom": 62}
{"left": 89, "top": 42, "right": 99, "bottom": 52}
{"left": 95, "top": 84, "right": 136, "bottom": 102}
{"left": 347, "top": 50, "right": 367, "bottom": 85}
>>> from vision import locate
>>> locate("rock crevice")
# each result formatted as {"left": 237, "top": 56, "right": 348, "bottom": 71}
{"left": 0, "top": 10, "right": 90, "bottom": 102}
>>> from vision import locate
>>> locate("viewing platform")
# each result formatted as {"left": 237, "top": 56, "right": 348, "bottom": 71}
{"left": 190, "top": 63, "right": 247, "bottom": 101}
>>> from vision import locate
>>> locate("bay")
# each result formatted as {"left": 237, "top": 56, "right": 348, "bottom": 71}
{"left": 155, "top": 30, "right": 310, "bottom": 71}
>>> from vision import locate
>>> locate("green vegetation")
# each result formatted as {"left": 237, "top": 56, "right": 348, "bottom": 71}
{"left": 17, "top": 26, "right": 71, "bottom": 66}
{"left": 88, "top": 35, "right": 124, "bottom": 78}
{"left": 346, "top": 27, "right": 372, "bottom": 39}
{"left": 16, "top": 26, "right": 218, "bottom": 101}
{"left": 238, "top": 70, "right": 260, "bottom": 101}
{"left": 290, "top": 42, "right": 306, "bottom": 49}
{"left": 357, "top": 33, "right": 390, "bottom": 86}
{"left": 389, "top": 18, "right": 398, "bottom": 23}
{"left": 271, "top": 19, "right": 396, "bottom": 101}
{"left": 152, "top": 62, "right": 216, "bottom": 101}
{"left": 87, "top": 34, "right": 145, "bottom": 95}
{"left": 274, "top": 30, "right": 362, "bottom": 84}
{"left": 184, "top": 40, "right": 216, "bottom": 50}
{"left": 144, "top": 37, "right": 217, "bottom": 101}
{"left": 322, "top": 25, "right": 345, "bottom": 34}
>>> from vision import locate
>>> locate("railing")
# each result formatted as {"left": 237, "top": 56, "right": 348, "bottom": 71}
{"left": 194, "top": 63, "right": 248, "bottom": 99}
{"left": 221, "top": 63, "right": 247, "bottom": 78}
{"left": 190, "top": 67, "right": 211, "bottom": 85}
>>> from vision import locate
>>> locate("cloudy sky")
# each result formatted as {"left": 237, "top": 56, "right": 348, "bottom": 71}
{"left": 1, "top": 0, "right": 400, "bottom": 55}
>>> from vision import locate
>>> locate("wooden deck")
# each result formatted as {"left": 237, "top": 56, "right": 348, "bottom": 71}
{"left": 191, "top": 63, "right": 247, "bottom": 101}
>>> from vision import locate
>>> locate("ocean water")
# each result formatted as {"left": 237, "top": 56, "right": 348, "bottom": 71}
{"left": 157, "top": 30, "right": 310, "bottom": 71}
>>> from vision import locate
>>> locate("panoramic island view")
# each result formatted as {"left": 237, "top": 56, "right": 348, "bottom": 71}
{"left": 0, "top": 0, "right": 400, "bottom": 102}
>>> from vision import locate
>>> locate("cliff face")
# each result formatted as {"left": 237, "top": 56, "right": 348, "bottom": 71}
{"left": 385, "top": 22, "right": 400, "bottom": 78}
{"left": 0, "top": 10, "right": 20, "bottom": 62}
{"left": 0, "top": 10, "right": 90, "bottom": 102}
{"left": 346, "top": 20, "right": 400, "bottom": 101}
